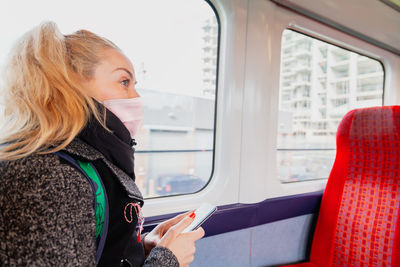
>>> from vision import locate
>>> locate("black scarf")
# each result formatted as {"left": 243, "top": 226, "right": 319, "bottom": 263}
{"left": 78, "top": 105, "right": 136, "bottom": 180}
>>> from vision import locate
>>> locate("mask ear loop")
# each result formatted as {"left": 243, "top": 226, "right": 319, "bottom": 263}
{"left": 124, "top": 202, "right": 145, "bottom": 242}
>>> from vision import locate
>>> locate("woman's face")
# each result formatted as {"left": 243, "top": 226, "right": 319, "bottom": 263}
{"left": 84, "top": 48, "right": 139, "bottom": 101}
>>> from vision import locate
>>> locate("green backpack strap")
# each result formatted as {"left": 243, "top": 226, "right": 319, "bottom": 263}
{"left": 77, "top": 161, "right": 106, "bottom": 238}
{"left": 54, "top": 151, "right": 109, "bottom": 264}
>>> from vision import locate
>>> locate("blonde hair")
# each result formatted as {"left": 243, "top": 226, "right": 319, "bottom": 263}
{"left": 0, "top": 21, "right": 118, "bottom": 160}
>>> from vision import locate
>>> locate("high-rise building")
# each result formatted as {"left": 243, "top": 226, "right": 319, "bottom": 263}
{"left": 277, "top": 30, "right": 384, "bottom": 182}
{"left": 201, "top": 17, "right": 218, "bottom": 97}
{"left": 279, "top": 30, "right": 384, "bottom": 145}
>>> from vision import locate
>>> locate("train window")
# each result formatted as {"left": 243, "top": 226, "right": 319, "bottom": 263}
{"left": 277, "top": 29, "right": 384, "bottom": 183}
{"left": 0, "top": 0, "right": 218, "bottom": 198}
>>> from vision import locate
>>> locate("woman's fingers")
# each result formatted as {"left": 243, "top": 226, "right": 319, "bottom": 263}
{"left": 192, "top": 227, "right": 205, "bottom": 240}
{"left": 152, "top": 210, "right": 196, "bottom": 245}
{"left": 157, "top": 215, "right": 195, "bottom": 248}
{"left": 162, "top": 210, "right": 194, "bottom": 229}
{"left": 168, "top": 215, "right": 195, "bottom": 237}
{"left": 180, "top": 227, "right": 205, "bottom": 241}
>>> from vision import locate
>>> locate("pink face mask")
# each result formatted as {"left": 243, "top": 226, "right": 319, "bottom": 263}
{"left": 103, "top": 97, "right": 143, "bottom": 138}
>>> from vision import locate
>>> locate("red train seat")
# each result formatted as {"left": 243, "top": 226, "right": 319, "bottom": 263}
{"left": 283, "top": 106, "right": 400, "bottom": 266}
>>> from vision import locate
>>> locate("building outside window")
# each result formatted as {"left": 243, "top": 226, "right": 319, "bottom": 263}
{"left": 277, "top": 30, "right": 384, "bottom": 183}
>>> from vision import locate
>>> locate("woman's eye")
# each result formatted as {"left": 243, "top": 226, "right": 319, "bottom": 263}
{"left": 121, "top": 79, "right": 130, "bottom": 87}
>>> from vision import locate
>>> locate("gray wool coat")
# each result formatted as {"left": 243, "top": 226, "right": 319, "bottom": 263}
{"left": 0, "top": 138, "right": 179, "bottom": 267}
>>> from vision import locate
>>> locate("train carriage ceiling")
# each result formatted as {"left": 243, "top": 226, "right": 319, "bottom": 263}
{"left": 271, "top": 0, "right": 400, "bottom": 55}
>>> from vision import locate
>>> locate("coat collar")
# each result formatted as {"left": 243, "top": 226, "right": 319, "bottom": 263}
{"left": 62, "top": 138, "right": 143, "bottom": 203}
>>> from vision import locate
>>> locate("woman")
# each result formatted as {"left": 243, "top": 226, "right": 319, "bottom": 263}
{"left": 0, "top": 21, "right": 204, "bottom": 266}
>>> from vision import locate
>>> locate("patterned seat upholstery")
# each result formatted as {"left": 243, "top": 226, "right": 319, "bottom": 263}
{"left": 283, "top": 106, "right": 400, "bottom": 266}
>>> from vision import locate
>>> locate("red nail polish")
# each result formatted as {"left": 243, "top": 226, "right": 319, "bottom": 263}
{"left": 189, "top": 212, "right": 196, "bottom": 219}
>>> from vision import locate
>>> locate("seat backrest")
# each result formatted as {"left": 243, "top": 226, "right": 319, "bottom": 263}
{"left": 309, "top": 106, "right": 400, "bottom": 266}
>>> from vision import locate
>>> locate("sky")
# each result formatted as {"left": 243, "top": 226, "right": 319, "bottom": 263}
{"left": 0, "top": 0, "right": 216, "bottom": 97}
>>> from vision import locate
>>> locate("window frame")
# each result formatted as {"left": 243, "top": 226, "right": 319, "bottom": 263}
{"left": 276, "top": 28, "right": 386, "bottom": 184}
{"left": 134, "top": 0, "right": 221, "bottom": 201}
{"left": 143, "top": 0, "right": 248, "bottom": 217}
{"left": 237, "top": 0, "right": 399, "bottom": 204}
{"left": 275, "top": 23, "right": 390, "bottom": 195}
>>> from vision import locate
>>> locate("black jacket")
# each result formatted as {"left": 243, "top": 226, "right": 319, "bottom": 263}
{"left": 79, "top": 108, "right": 146, "bottom": 266}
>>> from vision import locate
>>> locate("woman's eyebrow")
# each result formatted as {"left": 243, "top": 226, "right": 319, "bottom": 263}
{"left": 112, "top": 67, "right": 133, "bottom": 79}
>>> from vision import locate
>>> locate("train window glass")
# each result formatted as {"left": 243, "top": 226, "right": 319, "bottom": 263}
{"left": 278, "top": 29, "right": 384, "bottom": 183}
{"left": 0, "top": 0, "right": 218, "bottom": 198}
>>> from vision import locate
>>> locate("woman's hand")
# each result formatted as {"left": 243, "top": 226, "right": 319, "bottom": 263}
{"left": 142, "top": 210, "right": 194, "bottom": 256}
{"left": 158, "top": 214, "right": 205, "bottom": 267}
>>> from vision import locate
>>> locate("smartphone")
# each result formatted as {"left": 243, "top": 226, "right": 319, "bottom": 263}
{"left": 182, "top": 203, "right": 217, "bottom": 233}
